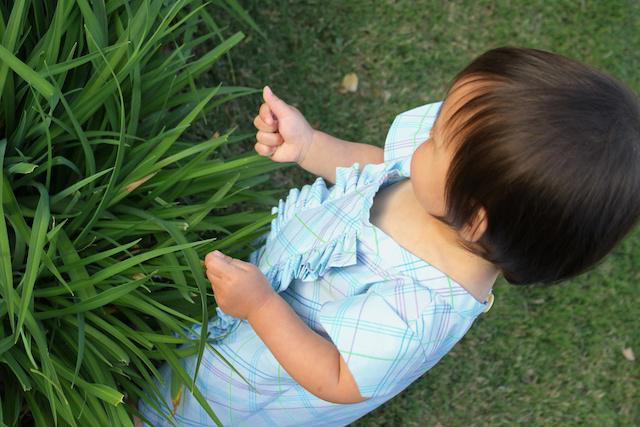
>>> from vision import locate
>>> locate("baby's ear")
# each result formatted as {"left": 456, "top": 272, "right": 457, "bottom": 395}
{"left": 462, "top": 205, "right": 488, "bottom": 242}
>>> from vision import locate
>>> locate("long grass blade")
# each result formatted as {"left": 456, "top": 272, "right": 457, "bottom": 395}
{"left": 223, "top": 0, "right": 267, "bottom": 39}
{"left": 52, "top": 356, "right": 124, "bottom": 406}
{"left": 15, "top": 183, "right": 50, "bottom": 342}
{"left": 0, "top": 45, "right": 55, "bottom": 100}
{"left": 116, "top": 85, "right": 223, "bottom": 200}
{"left": 0, "top": 141, "right": 14, "bottom": 331}
{"left": 35, "top": 272, "right": 152, "bottom": 319}
{"left": 72, "top": 25, "right": 128, "bottom": 246}
{"left": 156, "top": 343, "right": 224, "bottom": 427}
{"left": 1, "top": 350, "right": 32, "bottom": 391}
{"left": 111, "top": 205, "right": 212, "bottom": 382}
{"left": 73, "top": 312, "right": 86, "bottom": 390}
{"left": 0, "top": 0, "right": 29, "bottom": 103}
{"left": 34, "top": 238, "right": 215, "bottom": 298}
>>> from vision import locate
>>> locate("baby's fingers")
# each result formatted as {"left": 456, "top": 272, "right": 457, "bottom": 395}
{"left": 254, "top": 103, "right": 277, "bottom": 130}
{"left": 256, "top": 130, "right": 283, "bottom": 146}
{"left": 260, "top": 102, "right": 277, "bottom": 124}
{"left": 255, "top": 142, "right": 276, "bottom": 157}
{"left": 253, "top": 114, "right": 278, "bottom": 132}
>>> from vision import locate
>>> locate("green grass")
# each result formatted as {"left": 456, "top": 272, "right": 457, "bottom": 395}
{"left": 200, "top": 1, "right": 639, "bottom": 425}
{"left": 0, "top": 1, "right": 291, "bottom": 425}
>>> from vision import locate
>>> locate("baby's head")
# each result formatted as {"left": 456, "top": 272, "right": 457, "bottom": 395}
{"left": 412, "top": 46, "right": 640, "bottom": 285}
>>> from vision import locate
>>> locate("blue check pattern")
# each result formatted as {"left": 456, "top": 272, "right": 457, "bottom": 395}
{"left": 138, "top": 100, "right": 492, "bottom": 427}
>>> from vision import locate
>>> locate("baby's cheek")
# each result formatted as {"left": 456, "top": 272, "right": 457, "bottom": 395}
{"left": 410, "top": 151, "right": 417, "bottom": 175}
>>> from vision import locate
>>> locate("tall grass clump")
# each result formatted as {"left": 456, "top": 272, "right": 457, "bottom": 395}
{"left": 0, "top": 1, "right": 285, "bottom": 425}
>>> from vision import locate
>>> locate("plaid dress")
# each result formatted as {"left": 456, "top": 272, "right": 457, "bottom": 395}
{"left": 138, "top": 101, "right": 493, "bottom": 426}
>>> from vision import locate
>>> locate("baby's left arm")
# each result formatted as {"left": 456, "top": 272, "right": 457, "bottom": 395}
{"left": 247, "top": 292, "right": 368, "bottom": 404}
{"left": 204, "top": 249, "right": 367, "bottom": 403}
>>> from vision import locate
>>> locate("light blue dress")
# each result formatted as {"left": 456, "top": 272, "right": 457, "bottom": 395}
{"left": 138, "top": 101, "right": 493, "bottom": 426}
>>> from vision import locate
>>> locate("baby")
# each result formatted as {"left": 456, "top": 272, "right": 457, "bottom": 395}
{"left": 136, "top": 47, "right": 640, "bottom": 426}
{"left": 256, "top": 46, "right": 640, "bottom": 289}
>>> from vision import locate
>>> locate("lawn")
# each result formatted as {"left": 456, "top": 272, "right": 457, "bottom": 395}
{"left": 200, "top": 1, "right": 639, "bottom": 425}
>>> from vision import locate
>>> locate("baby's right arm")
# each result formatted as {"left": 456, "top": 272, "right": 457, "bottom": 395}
{"left": 254, "top": 86, "right": 384, "bottom": 185}
{"left": 298, "top": 130, "right": 384, "bottom": 184}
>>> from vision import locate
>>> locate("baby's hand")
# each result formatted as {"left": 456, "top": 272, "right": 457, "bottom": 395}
{"left": 253, "top": 86, "right": 316, "bottom": 164}
{"left": 204, "top": 250, "right": 276, "bottom": 320}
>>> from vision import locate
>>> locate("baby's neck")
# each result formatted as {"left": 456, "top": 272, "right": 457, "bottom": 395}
{"left": 397, "top": 180, "right": 499, "bottom": 302}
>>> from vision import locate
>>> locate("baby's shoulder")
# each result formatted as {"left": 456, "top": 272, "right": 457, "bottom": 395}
{"left": 384, "top": 101, "right": 443, "bottom": 163}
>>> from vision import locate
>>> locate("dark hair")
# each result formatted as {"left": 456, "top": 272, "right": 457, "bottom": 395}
{"left": 431, "top": 46, "right": 640, "bottom": 285}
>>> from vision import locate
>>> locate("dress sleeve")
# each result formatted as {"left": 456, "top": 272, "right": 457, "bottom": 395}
{"left": 316, "top": 289, "right": 425, "bottom": 400}
{"left": 383, "top": 100, "right": 443, "bottom": 163}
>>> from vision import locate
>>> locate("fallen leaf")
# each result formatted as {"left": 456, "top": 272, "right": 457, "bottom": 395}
{"left": 126, "top": 171, "right": 158, "bottom": 193}
{"left": 341, "top": 72, "right": 358, "bottom": 92}
{"left": 171, "top": 384, "right": 183, "bottom": 416}
{"left": 622, "top": 347, "right": 635, "bottom": 361}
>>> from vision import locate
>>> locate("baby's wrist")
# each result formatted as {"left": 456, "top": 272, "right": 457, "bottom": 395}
{"left": 297, "top": 128, "right": 317, "bottom": 165}
{"left": 247, "top": 290, "right": 279, "bottom": 323}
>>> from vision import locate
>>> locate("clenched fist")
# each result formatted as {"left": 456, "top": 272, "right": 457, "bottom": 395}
{"left": 253, "top": 86, "right": 316, "bottom": 164}
{"left": 204, "top": 250, "right": 276, "bottom": 320}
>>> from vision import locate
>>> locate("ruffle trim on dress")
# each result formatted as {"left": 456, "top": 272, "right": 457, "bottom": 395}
{"left": 264, "top": 227, "right": 359, "bottom": 287}
{"left": 201, "top": 158, "right": 410, "bottom": 341}
{"left": 262, "top": 159, "right": 407, "bottom": 286}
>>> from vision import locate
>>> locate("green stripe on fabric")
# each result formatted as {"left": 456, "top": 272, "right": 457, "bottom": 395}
{"left": 447, "top": 276, "right": 455, "bottom": 308}
{"left": 336, "top": 350, "right": 397, "bottom": 361}
{"left": 294, "top": 213, "right": 327, "bottom": 243}
{"left": 413, "top": 104, "right": 432, "bottom": 146}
